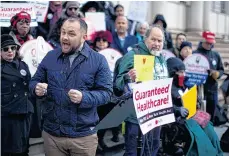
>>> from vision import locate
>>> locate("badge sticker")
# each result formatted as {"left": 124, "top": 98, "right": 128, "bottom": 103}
{"left": 20, "top": 69, "right": 27, "bottom": 76}
{"left": 212, "top": 60, "right": 217, "bottom": 66}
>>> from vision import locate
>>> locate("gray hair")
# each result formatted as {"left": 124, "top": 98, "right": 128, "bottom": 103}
{"left": 136, "top": 22, "right": 149, "bottom": 32}
{"left": 63, "top": 17, "right": 88, "bottom": 34}
{"left": 145, "top": 24, "right": 165, "bottom": 41}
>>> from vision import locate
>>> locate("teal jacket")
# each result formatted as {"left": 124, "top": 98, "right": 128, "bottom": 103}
{"left": 185, "top": 119, "right": 223, "bottom": 156}
{"left": 115, "top": 41, "right": 168, "bottom": 124}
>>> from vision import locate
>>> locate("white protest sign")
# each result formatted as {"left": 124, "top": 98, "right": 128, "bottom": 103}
{"left": 0, "top": 3, "right": 38, "bottom": 27}
{"left": 19, "top": 36, "right": 53, "bottom": 76}
{"left": 133, "top": 78, "right": 175, "bottom": 135}
{"left": 85, "top": 12, "right": 106, "bottom": 40}
{"left": 29, "top": 1, "right": 49, "bottom": 23}
{"left": 161, "top": 50, "right": 176, "bottom": 61}
{"left": 183, "top": 54, "right": 210, "bottom": 87}
{"left": 127, "top": 1, "right": 148, "bottom": 22}
{"left": 98, "top": 48, "right": 123, "bottom": 79}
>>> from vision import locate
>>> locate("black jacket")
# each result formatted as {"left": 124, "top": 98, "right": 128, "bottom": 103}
{"left": 1, "top": 60, "right": 34, "bottom": 116}
{"left": 193, "top": 42, "right": 224, "bottom": 92}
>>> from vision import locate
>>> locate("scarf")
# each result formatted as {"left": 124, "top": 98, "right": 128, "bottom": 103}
{"left": 15, "top": 34, "right": 30, "bottom": 45}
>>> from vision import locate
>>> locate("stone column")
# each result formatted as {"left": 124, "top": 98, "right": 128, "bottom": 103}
{"left": 225, "top": 2, "right": 229, "bottom": 15}
{"left": 186, "top": 1, "right": 204, "bottom": 33}
{"left": 146, "top": 1, "right": 166, "bottom": 24}
{"left": 224, "top": 2, "right": 229, "bottom": 40}
{"left": 203, "top": 1, "right": 211, "bottom": 31}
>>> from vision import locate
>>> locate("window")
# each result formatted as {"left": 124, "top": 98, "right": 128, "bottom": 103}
{"left": 212, "top": 1, "right": 226, "bottom": 13}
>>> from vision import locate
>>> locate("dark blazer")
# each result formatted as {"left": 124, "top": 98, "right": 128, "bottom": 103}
{"left": 1, "top": 60, "right": 34, "bottom": 116}
{"left": 110, "top": 32, "right": 138, "bottom": 55}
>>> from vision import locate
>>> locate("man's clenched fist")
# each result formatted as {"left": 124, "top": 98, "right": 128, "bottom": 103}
{"left": 35, "top": 83, "right": 48, "bottom": 96}
{"left": 68, "top": 89, "right": 83, "bottom": 104}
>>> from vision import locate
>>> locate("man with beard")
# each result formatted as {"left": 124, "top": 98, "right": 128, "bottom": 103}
{"left": 47, "top": 1, "right": 84, "bottom": 48}
{"left": 9, "top": 11, "right": 33, "bottom": 46}
{"left": 111, "top": 16, "right": 138, "bottom": 55}
{"left": 114, "top": 25, "right": 168, "bottom": 156}
{"left": 29, "top": 18, "right": 112, "bottom": 156}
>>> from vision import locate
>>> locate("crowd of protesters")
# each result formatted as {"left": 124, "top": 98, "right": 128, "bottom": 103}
{"left": 1, "top": 1, "right": 229, "bottom": 156}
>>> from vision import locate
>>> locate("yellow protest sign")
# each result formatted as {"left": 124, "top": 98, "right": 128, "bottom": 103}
{"left": 134, "top": 55, "right": 155, "bottom": 82}
{"left": 181, "top": 85, "right": 197, "bottom": 119}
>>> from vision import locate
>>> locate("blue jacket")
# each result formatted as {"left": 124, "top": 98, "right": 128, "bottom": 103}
{"left": 29, "top": 43, "right": 113, "bottom": 138}
{"left": 110, "top": 32, "right": 138, "bottom": 55}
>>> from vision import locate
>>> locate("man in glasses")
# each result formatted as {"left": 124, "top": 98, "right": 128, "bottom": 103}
{"left": 65, "top": 1, "right": 83, "bottom": 18}
{"left": 193, "top": 31, "right": 224, "bottom": 123}
{"left": 9, "top": 11, "right": 33, "bottom": 46}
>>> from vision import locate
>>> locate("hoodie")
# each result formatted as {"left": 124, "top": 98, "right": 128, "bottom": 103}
{"left": 153, "top": 14, "right": 174, "bottom": 50}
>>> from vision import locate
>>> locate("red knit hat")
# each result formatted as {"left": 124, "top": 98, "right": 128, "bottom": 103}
{"left": 10, "top": 11, "right": 31, "bottom": 28}
{"left": 91, "top": 30, "right": 113, "bottom": 44}
{"left": 202, "top": 31, "right": 216, "bottom": 44}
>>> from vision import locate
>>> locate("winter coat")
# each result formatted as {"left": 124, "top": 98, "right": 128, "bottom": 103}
{"left": 114, "top": 41, "right": 168, "bottom": 123}
{"left": 1, "top": 59, "right": 34, "bottom": 116}
{"left": 193, "top": 42, "right": 224, "bottom": 93}
{"left": 29, "top": 42, "right": 113, "bottom": 138}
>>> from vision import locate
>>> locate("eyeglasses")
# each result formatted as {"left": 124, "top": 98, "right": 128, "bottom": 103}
{"left": 68, "top": 7, "right": 78, "bottom": 11}
{"left": 1, "top": 46, "right": 17, "bottom": 52}
{"left": 96, "top": 38, "right": 107, "bottom": 42}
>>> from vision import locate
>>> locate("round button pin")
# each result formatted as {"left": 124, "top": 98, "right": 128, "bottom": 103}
{"left": 20, "top": 69, "right": 27, "bottom": 76}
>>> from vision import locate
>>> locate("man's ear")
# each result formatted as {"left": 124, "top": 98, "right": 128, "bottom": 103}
{"left": 83, "top": 34, "right": 87, "bottom": 40}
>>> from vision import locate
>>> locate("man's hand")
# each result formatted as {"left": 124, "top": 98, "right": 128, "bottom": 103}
{"left": 209, "top": 69, "right": 220, "bottom": 80}
{"left": 35, "top": 83, "right": 48, "bottom": 96}
{"left": 68, "top": 89, "right": 83, "bottom": 104}
{"left": 128, "top": 69, "right": 137, "bottom": 82}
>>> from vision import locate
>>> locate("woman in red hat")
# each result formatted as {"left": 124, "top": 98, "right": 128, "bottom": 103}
{"left": 9, "top": 11, "right": 33, "bottom": 46}
{"left": 91, "top": 30, "right": 113, "bottom": 52}
{"left": 91, "top": 31, "right": 122, "bottom": 150}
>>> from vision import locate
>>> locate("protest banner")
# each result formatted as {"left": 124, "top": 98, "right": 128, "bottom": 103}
{"left": 19, "top": 36, "right": 53, "bottom": 76}
{"left": 183, "top": 54, "right": 210, "bottom": 87}
{"left": 98, "top": 48, "right": 123, "bottom": 78}
{"left": 181, "top": 85, "right": 197, "bottom": 119}
{"left": 133, "top": 78, "right": 175, "bottom": 135}
{"left": 161, "top": 49, "right": 176, "bottom": 61}
{"left": 84, "top": 12, "right": 106, "bottom": 40}
{"left": 134, "top": 55, "right": 155, "bottom": 82}
{"left": 0, "top": 2, "right": 37, "bottom": 27}
{"left": 28, "top": 1, "right": 49, "bottom": 23}
{"left": 127, "top": 1, "right": 148, "bottom": 35}
{"left": 127, "top": 1, "right": 148, "bottom": 23}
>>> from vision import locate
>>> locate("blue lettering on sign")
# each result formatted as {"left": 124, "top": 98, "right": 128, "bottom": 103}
{"left": 185, "top": 72, "right": 208, "bottom": 87}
